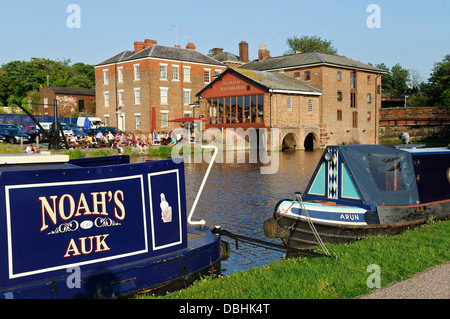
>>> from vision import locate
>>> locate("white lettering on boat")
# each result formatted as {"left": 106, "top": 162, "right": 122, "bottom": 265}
{"left": 39, "top": 190, "right": 125, "bottom": 232}
{"left": 339, "top": 213, "right": 360, "bottom": 221}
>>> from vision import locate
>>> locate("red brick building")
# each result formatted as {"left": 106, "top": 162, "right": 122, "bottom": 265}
{"left": 239, "top": 49, "right": 387, "bottom": 147}
{"left": 94, "top": 39, "right": 226, "bottom": 133}
{"left": 197, "top": 67, "right": 322, "bottom": 149}
{"left": 27, "top": 85, "right": 95, "bottom": 117}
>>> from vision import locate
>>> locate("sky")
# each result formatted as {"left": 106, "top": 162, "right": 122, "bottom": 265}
{"left": 0, "top": 0, "right": 449, "bottom": 82}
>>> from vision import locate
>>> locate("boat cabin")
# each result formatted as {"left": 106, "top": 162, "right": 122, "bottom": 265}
{"left": 302, "top": 145, "right": 450, "bottom": 208}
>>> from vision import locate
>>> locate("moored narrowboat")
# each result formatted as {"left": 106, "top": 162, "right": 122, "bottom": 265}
{"left": 0, "top": 150, "right": 222, "bottom": 299}
{"left": 264, "top": 144, "right": 450, "bottom": 250}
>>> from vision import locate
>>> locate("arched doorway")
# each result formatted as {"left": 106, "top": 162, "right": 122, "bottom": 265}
{"left": 304, "top": 133, "right": 316, "bottom": 150}
{"left": 282, "top": 133, "right": 298, "bottom": 150}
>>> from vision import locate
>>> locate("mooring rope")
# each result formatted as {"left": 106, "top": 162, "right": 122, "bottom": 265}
{"left": 295, "top": 192, "right": 332, "bottom": 257}
{"left": 212, "top": 226, "right": 327, "bottom": 258}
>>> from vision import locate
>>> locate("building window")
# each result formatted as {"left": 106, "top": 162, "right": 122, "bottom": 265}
{"left": 183, "top": 66, "right": 191, "bottom": 82}
{"left": 308, "top": 99, "right": 313, "bottom": 112}
{"left": 367, "top": 93, "right": 372, "bottom": 103}
{"left": 350, "top": 92, "right": 356, "bottom": 108}
{"left": 104, "top": 115, "right": 110, "bottom": 126}
{"left": 135, "top": 113, "right": 141, "bottom": 130}
{"left": 160, "top": 64, "right": 168, "bottom": 80}
{"left": 337, "top": 109, "right": 342, "bottom": 120}
{"left": 183, "top": 89, "right": 191, "bottom": 105}
{"left": 304, "top": 71, "right": 311, "bottom": 81}
{"left": 367, "top": 75, "right": 371, "bottom": 83}
{"left": 160, "top": 87, "right": 168, "bottom": 104}
{"left": 118, "top": 90, "right": 124, "bottom": 106}
{"left": 44, "top": 98, "right": 48, "bottom": 109}
{"left": 118, "top": 67, "right": 123, "bottom": 83}
{"left": 103, "top": 70, "right": 109, "bottom": 85}
{"left": 204, "top": 69, "right": 211, "bottom": 83}
{"left": 294, "top": 72, "right": 300, "bottom": 78}
{"left": 172, "top": 65, "right": 179, "bottom": 81}
{"left": 78, "top": 100, "right": 85, "bottom": 113}
{"left": 134, "top": 88, "right": 141, "bottom": 105}
{"left": 161, "top": 111, "right": 169, "bottom": 127}
{"left": 103, "top": 92, "right": 109, "bottom": 107}
{"left": 337, "top": 91, "right": 342, "bottom": 101}
{"left": 337, "top": 71, "right": 342, "bottom": 81}
{"left": 287, "top": 98, "right": 292, "bottom": 112}
{"left": 134, "top": 64, "right": 140, "bottom": 81}
{"left": 351, "top": 72, "right": 356, "bottom": 89}
{"left": 352, "top": 111, "right": 358, "bottom": 128}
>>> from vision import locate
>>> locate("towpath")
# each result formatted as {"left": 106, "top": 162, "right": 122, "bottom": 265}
{"left": 358, "top": 262, "right": 449, "bottom": 299}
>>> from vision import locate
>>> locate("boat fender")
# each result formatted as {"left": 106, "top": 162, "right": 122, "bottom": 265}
{"left": 263, "top": 218, "right": 289, "bottom": 239}
{"left": 220, "top": 240, "right": 231, "bottom": 261}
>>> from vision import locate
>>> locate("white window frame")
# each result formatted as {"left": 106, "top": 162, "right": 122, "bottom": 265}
{"left": 103, "top": 69, "right": 109, "bottom": 85}
{"left": 134, "top": 88, "right": 141, "bottom": 105}
{"left": 118, "top": 89, "right": 124, "bottom": 106}
{"left": 134, "top": 64, "right": 140, "bottom": 81}
{"left": 135, "top": 113, "right": 141, "bottom": 130}
{"left": 43, "top": 98, "right": 48, "bottom": 109}
{"left": 160, "top": 87, "right": 168, "bottom": 104}
{"left": 172, "top": 65, "right": 179, "bottom": 81}
{"left": 367, "top": 93, "right": 372, "bottom": 103}
{"left": 183, "top": 89, "right": 191, "bottom": 105}
{"left": 204, "top": 68, "right": 211, "bottom": 83}
{"left": 103, "top": 92, "right": 109, "bottom": 108}
{"left": 104, "top": 114, "right": 110, "bottom": 126}
{"left": 160, "top": 110, "right": 169, "bottom": 127}
{"left": 117, "top": 67, "right": 124, "bottom": 83}
{"left": 183, "top": 66, "right": 191, "bottom": 82}
{"left": 160, "top": 64, "right": 168, "bottom": 80}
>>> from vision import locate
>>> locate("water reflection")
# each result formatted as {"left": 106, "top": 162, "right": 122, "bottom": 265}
{"left": 134, "top": 149, "right": 323, "bottom": 274}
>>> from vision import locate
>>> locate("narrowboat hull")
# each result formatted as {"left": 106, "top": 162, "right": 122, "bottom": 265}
{"left": 0, "top": 154, "right": 222, "bottom": 299}
{"left": 264, "top": 145, "right": 450, "bottom": 251}
{"left": 266, "top": 200, "right": 450, "bottom": 250}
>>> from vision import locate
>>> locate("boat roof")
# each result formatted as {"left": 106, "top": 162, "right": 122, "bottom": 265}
{"left": 0, "top": 153, "right": 69, "bottom": 165}
{"left": 304, "top": 145, "right": 421, "bottom": 206}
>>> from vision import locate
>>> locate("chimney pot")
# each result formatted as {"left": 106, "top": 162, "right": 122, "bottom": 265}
{"left": 258, "top": 44, "right": 270, "bottom": 61}
{"left": 186, "top": 42, "right": 196, "bottom": 50}
{"left": 239, "top": 41, "right": 249, "bottom": 62}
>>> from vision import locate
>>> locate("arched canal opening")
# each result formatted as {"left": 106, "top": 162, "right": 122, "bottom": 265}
{"left": 304, "top": 133, "right": 317, "bottom": 151}
{"left": 282, "top": 133, "right": 298, "bottom": 150}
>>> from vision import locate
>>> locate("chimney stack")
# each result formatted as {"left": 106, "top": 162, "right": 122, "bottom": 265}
{"left": 212, "top": 48, "right": 223, "bottom": 56}
{"left": 186, "top": 42, "right": 196, "bottom": 50}
{"left": 258, "top": 45, "right": 270, "bottom": 61}
{"left": 134, "top": 41, "right": 145, "bottom": 53}
{"left": 239, "top": 41, "right": 249, "bottom": 62}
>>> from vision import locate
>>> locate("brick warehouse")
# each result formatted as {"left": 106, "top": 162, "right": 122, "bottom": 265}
{"left": 94, "top": 39, "right": 226, "bottom": 133}
{"left": 26, "top": 85, "right": 95, "bottom": 117}
{"left": 238, "top": 48, "right": 387, "bottom": 147}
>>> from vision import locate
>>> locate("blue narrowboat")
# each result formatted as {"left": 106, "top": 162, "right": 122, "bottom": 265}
{"left": 0, "top": 148, "right": 222, "bottom": 299}
{"left": 264, "top": 144, "right": 450, "bottom": 250}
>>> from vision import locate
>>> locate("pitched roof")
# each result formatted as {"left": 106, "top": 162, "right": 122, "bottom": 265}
{"left": 47, "top": 86, "right": 95, "bottom": 96}
{"left": 239, "top": 51, "right": 387, "bottom": 73}
{"left": 212, "top": 52, "right": 243, "bottom": 63}
{"left": 96, "top": 45, "right": 225, "bottom": 67}
{"left": 197, "top": 68, "right": 322, "bottom": 97}
{"left": 96, "top": 50, "right": 135, "bottom": 66}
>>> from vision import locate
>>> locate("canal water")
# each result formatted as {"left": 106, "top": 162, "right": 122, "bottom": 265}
{"left": 137, "top": 149, "right": 323, "bottom": 275}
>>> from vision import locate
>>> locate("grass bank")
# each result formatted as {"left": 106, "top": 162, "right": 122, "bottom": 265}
{"left": 138, "top": 219, "right": 449, "bottom": 299}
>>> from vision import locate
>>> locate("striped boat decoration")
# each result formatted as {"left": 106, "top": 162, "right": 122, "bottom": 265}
{"left": 277, "top": 200, "right": 368, "bottom": 226}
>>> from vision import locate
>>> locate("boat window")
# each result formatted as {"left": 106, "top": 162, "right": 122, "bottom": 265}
{"left": 308, "top": 163, "right": 326, "bottom": 196}
{"left": 369, "top": 155, "right": 406, "bottom": 192}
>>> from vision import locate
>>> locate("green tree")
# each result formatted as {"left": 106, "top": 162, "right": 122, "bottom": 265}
{"left": 375, "top": 63, "right": 410, "bottom": 93}
{"left": 427, "top": 54, "right": 450, "bottom": 107}
{"left": 284, "top": 35, "right": 338, "bottom": 55}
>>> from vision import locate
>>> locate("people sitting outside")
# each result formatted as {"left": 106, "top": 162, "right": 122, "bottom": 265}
{"left": 26, "top": 144, "right": 38, "bottom": 154}
{"left": 68, "top": 134, "right": 79, "bottom": 149}
{"left": 111, "top": 139, "right": 124, "bottom": 155}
